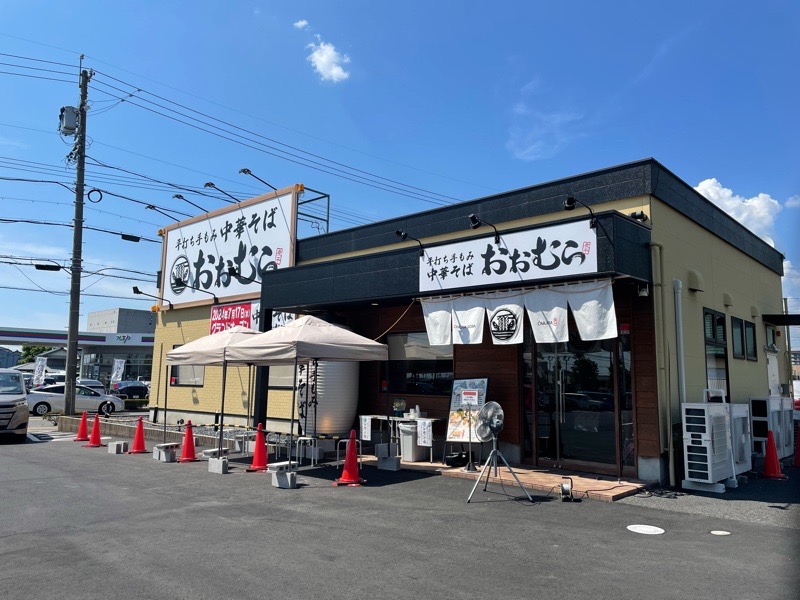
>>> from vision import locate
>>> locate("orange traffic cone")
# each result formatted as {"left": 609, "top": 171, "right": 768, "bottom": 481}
{"left": 792, "top": 424, "right": 800, "bottom": 469}
{"left": 762, "top": 430, "right": 787, "bottom": 480}
{"left": 128, "top": 416, "right": 147, "bottom": 454}
{"left": 83, "top": 413, "right": 106, "bottom": 448}
{"left": 334, "top": 429, "right": 365, "bottom": 487}
{"left": 246, "top": 423, "right": 268, "bottom": 472}
{"left": 73, "top": 411, "right": 90, "bottom": 442}
{"left": 178, "top": 420, "right": 198, "bottom": 462}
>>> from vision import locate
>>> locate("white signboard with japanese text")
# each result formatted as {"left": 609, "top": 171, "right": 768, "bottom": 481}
{"left": 161, "top": 191, "right": 297, "bottom": 307}
{"left": 416, "top": 419, "right": 432, "bottom": 447}
{"left": 461, "top": 389, "right": 480, "bottom": 407}
{"left": 420, "top": 220, "right": 597, "bottom": 293}
{"left": 360, "top": 416, "right": 372, "bottom": 441}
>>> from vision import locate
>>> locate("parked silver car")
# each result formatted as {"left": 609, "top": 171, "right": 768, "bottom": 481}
{"left": 27, "top": 384, "right": 124, "bottom": 416}
{"left": 0, "top": 369, "right": 29, "bottom": 442}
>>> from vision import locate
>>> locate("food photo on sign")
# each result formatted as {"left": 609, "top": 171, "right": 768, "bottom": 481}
{"left": 446, "top": 378, "right": 488, "bottom": 442}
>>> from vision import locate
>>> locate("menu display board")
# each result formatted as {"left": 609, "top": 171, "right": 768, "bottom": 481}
{"left": 445, "top": 378, "right": 488, "bottom": 442}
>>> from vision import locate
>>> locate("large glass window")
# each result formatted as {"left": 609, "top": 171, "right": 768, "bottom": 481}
{"left": 384, "top": 332, "right": 453, "bottom": 395}
{"left": 703, "top": 308, "right": 728, "bottom": 394}
{"left": 744, "top": 321, "right": 757, "bottom": 361}
{"left": 169, "top": 345, "right": 204, "bottom": 387}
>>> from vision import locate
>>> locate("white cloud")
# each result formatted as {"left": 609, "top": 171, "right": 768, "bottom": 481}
{"left": 506, "top": 110, "right": 584, "bottom": 161}
{"left": 0, "top": 136, "right": 25, "bottom": 149}
{"left": 306, "top": 40, "right": 351, "bottom": 83}
{"left": 694, "top": 178, "right": 782, "bottom": 240}
{"left": 293, "top": 19, "right": 309, "bottom": 30}
{"left": 785, "top": 194, "right": 800, "bottom": 209}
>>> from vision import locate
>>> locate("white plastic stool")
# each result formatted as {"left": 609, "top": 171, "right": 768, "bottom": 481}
{"left": 296, "top": 436, "right": 318, "bottom": 466}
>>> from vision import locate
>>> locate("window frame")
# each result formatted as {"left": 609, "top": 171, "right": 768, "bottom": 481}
{"left": 744, "top": 320, "right": 757, "bottom": 361}
{"left": 703, "top": 308, "right": 729, "bottom": 395}
{"left": 731, "top": 317, "right": 745, "bottom": 359}
{"left": 169, "top": 344, "right": 205, "bottom": 387}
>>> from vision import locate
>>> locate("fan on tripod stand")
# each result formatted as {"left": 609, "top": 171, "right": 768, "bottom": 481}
{"left": 466, "top": 401, "right": 533, "bottom": 503}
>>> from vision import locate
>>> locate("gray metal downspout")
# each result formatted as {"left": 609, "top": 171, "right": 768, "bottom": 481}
{"left": 672, "top": 279, "right": 687, "bottom": 488}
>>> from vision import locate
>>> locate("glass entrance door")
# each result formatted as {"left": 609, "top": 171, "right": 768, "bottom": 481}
{"left": 534, "top": 340, "right": 618, "bottom": 469}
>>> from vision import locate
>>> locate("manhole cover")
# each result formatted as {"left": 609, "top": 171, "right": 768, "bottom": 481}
{"left": 627, "top": 524, "right": 665, "bottom": 535}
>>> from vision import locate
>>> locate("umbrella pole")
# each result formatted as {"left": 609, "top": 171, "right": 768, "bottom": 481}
{"left": 219, "top": 360, "right": 228, "bottom": 456}
{"left": 289, "top": 356, "right": 297, "bottom": 470}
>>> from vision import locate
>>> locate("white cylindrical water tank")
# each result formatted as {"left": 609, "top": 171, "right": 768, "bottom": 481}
{"left": 297, "top": 361, "right": 360, "bottom": 436}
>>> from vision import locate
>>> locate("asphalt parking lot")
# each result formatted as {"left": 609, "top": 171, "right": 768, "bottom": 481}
{"left": 2, "top": 424, "right": 798, "bottom": 600}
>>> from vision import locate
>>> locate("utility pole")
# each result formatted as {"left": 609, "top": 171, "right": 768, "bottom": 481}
{"left": 63, "top": 68, "right": 91, "bottom": 416}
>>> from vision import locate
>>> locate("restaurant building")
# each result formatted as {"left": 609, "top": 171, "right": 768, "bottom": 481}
{"left": 147, "top": 159, "right": 792, "bottom": 485}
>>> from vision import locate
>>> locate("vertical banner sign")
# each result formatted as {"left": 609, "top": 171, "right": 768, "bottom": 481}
{"left": 417, "top": 419, "right": 432, "bottom": 447}
{"left": 360, "top": 416, "right": 372, "bottom": 441}
{"left": 111, "top": 359, "right": 126, "bottom": 384}
{"left": 446, "top": 378, "right": 488, "bottom": 442}
{"left": 33, "top": 356, "right": 47, "bottom": 385}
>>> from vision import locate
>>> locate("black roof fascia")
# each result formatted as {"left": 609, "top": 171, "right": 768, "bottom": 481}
{"left": 262, "top": 212, "right": 651, "bottom": 311}
{"left": 296, "top": 158, "right": 783, "bottom": 276}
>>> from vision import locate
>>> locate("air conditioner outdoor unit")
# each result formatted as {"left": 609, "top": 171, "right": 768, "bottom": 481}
{"left": 681, "top": 401, "right": 735, "bottom": 493}
{"left": 730, "top": 403, "right": 752, "bottom": 475}
{"left": 750, "top": 396, "right": 794, "bottom": 459}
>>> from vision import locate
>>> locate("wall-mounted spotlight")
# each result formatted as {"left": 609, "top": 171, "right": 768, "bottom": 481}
{"left": 227, "top": 266, "right": 259, "bottom": 284}
{"left": 145, "top": 204, "right": 180, "bottom": 222}
{"left": 638, "top": 284, "right": 649, "bottom": 297}
{"left": 203, "top": 182, "right": 239, "bottom": 204}
{"left": 563, "top": 196, "right": 596, "bottom": 228}
{"left": 173, "top": 193, "right": 207, "bottom": 213}
{"left": 395, "top": 229, "right": 424, "bottom": 256}
{"left": 629, "top": 211, "right": 649, "bottom": 223}
{"left": 239, "top": 168, "right": 278, "bottom": 191}
{"left": 468, "top": 213, "right": 500, "bottom": 244}
{"left": 132, "top": 286, "right": 173, "bottom": 310}
{"left": 172, "top": 278, "right": 219, "bottom": 304}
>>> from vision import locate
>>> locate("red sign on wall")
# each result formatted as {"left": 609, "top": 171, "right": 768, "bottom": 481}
{"left": 210, "top": 302, "right": 252, "bottom": 334}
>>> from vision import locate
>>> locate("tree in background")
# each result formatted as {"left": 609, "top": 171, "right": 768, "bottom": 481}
{"left": 19, "top": 345, "right": 52, "bottom": 365}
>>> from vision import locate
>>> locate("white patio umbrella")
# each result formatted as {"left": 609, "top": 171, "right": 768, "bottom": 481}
{"left": 164, "top": 326, "right": 262, "bottom": 452}
{"left": 226, "top": 315, "right": 388, "bottom": 467}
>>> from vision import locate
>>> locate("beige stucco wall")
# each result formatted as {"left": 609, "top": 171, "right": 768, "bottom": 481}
{"left": 149, "top": 304, "right": 294, "bottom": 425}
{"left": 650, "top": 198, "right": 786, "bottom": 426}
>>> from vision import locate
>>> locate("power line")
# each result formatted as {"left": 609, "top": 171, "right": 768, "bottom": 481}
{"left": 0, "top": 283, "right": 154, "bottom": 301}
{"left": 0, "top": 217, "right": 160, "bottom": 243}
{"left": 91, "top": 80, "right": 455, "bottom": 207}
{"left": 93, "top": 71, "right": 461, "bottom": 203}
{"left": 0, "top": 51, "right": 76, "bottom": 69}
{"left": 0, "top": 69, "right": 73, "bottom": 84}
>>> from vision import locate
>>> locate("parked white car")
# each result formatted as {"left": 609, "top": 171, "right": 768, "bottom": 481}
{"left": 27, "top": 384, "right": 124, "bottom": 416}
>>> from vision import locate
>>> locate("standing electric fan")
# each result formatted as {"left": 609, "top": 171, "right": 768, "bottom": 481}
{"left": 466, "top": 401, "right": 533, "bottom": 503}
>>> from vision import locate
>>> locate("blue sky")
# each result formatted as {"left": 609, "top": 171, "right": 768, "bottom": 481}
{"left": 0, "top": 1, "right": 798, "bottom": 348}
